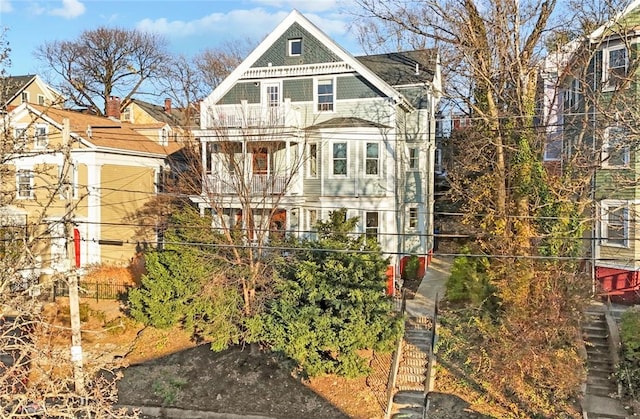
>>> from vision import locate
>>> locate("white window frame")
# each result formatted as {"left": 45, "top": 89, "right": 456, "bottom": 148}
{"left": 365, "top": 211, "right": 379, "bottom": 240}
{"left": 603, "top": 45, "right": 628, "bottom": 91}
{"left": 600, "top": 200, "right": 630, "bottom": 248}
{"left": 21, "top": 92, "right": 28, "bottom": 103}
{"left": 34, "top": 124, "right": 48, "bottom": 149}
{"left": 316, "top": 78, "right": 335, "bottom": 113}
{"left": 37, "top": 94, "right": 45, "bottom": 105}
{"left": 365, "top": 142, "right": 380, "bottom": 176}
{"left": 13, "top": 125, "right": 28, "bottom": 150}
{"left": 602, "top": 126, "right": 630, "bottom": 168}
{"left": 331, "top": 142, "right": 348, "bottom": 177}
{"left": 288, "top": 38, "right": 302, "bottom": 56}
{"left": 122, "top": 105, "right": 132, "bottom": 122}
{"left": 160, "top": 127, "right": 169, "bottom": 146}
{"left": 16, "top": 169, "right": 34, "bottom": 199}
{"left": 408, "top": 207, "right": 418, "bottom": 229}
{"left": 306, "top": 143, "right": 318, "bottom": 178}
{"left": 409, "top": 147, "right": 419, "bottom": 170}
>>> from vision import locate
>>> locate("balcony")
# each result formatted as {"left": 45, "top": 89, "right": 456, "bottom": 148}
{"left": 205, "top": 174, "right": 290, "bottom": 196}
{"left": 210, "top": 101, "right": 300, "bottom": 129}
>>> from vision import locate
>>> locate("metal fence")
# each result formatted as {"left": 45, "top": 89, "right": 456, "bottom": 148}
{"left": 53, "top": 280, "right": 132, "bottom": 301}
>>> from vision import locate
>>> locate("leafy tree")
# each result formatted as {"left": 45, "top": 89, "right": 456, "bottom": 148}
{"left": 127, "top": 205, "right": 244, "bottom": 350}
{"left": 248, "top": 209, "right": 403, "bottom": 377}
{"left": 35, "top": 27, "right": 168, "bottom": 115}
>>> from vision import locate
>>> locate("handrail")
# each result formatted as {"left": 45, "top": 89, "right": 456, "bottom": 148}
{"left": 384, "top": 289, "right": 406, "bottom": 419}
{"left": 423, "top": 293, "right": 439, "bottom": 419}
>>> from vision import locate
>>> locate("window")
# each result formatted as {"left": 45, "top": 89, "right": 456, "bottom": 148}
{"left": 317, "top": 79, "right": 334, "bottom": 112}
{"left": 603, "top": 46, "right": 628, "bottom": 90}
{"left": 601, "top": 201, "right": 629, "bottom": 247}
{"left": 34, "top": 125, "right": 48, "bottom": 148}
{"left": 288, "top": 38, "right": 302, "bottom": 56}
{"left": 544, "top": 132, "right": 563, "bottom": 161}
{"left": 122, "top": 106, "right": 132, "bottom": 122}
{"left": 408, "top": 207, "right": 418, "bottom": 229}
{"left": 37, "top": 95, "right": 45, "bottom": 105}
{"left": 365, "top": 212, "right": 379, "bottom": 240}
{"left": 16, "top": 170, "right": 33, "bottom": 199}
{"left": 307, "top": 143, "right": 318, "bottom": 178}
{"left": 13, "top": 127, "right": 27, "bottom": 149}
{"left": 366, "top": 142, "right": 379, "bottom": 175}
{"left": 602, "top": 126, "right": 629, "bottom": 168}
{"left": 21, "top": 92, "right": 28, "bottom": 103}
{"left": 332, "top": 142, "right": 347, "bottom": 175}
{"left": 409, "top": 147, "right": 419, "bottom": 170}
{"left": 160, "top": 128, "right": 169, "bottom": 146}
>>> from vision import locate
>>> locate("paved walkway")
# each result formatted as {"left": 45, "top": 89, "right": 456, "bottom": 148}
{"left": 405, "top": 256, "right": 452, "bottom": 319}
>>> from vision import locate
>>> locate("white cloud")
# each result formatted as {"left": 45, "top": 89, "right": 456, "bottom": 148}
{"left": 0, "top": 0, "right": 13, "bottom": 14}
{"left": 250, "top": 0, "right": 339, "bottom": 13}
{"left": 136, "top": 7, "right": 350, "bottom": 43}
{"left": 49, "top": 0, "right": 86, "bottom": 19}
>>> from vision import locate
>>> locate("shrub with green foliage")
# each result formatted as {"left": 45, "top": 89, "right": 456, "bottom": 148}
{"left": 247, "top": 209, "right": 404, "bottom": 377}
{"left": 445, "top": 246, "right": 496, "bottom": 308}
{"left": 617, "top": 307, "right": 640, "bottom": 399}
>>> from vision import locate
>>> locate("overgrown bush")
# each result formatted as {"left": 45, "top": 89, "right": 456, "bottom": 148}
{"left": 247, "top": 209, "right": 404, "bottom": 378}
{"left": 617, "top": 307, "right": 640, "bottom": 400}
{"left": 445, "top": 246, "right": 495, "bottom": 308}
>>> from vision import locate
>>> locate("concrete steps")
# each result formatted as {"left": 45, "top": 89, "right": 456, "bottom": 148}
{"left": 582, "top": 308, "right": 629, "bottom": 419}
{"left": 389, "top": 316, "right": 432, "bottom": 418}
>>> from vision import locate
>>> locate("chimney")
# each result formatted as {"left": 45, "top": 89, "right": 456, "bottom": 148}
{"left": 164, "top": 98, "right": 172, "bottom": 114}
{"left": 106, "top": 96, "right": 121, "bottom": 119}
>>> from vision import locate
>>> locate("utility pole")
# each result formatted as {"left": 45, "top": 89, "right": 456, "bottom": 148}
{"left": 62, "top": 118, "right": 84, "bottom": 392}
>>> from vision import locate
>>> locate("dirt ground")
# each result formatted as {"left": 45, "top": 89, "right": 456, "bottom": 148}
{"left": 42, "top": 272, "right": 480, "bottom": 419}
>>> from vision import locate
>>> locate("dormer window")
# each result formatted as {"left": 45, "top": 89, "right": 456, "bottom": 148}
{"left": 37, "top": 95, "right": 45, "bottom": 105}
{"left": 21, "top": 92, "right": 28, "bottom": 103}
{"left": 34, "top": 125, "right": 48, "bottom": 149}
{"left": 288, "top": 38, "right": 302, "bottom": 56}
{"left": 160, "top": 128, "right": 169, "bottom": 146}
{"left": 122, "top": 106, "right": 131, "bottom": 122}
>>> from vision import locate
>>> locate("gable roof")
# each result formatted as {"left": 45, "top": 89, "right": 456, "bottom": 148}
{"left": 22, "top": 104, "right": 182, "bottom": 156}
{"left": 356, "top": 50, "right": 438, "bottom": 87}
{"left": 1, "top": 75, "right": 64, "bottom": 110}
{"left": 128, "top": 98, "right": 182, "bottom": 126}
{"left": 590, "top": 0, "right": 640, "bottom": 41}
{"left": 205, "top": 10, "right": 429, "bottom": 111}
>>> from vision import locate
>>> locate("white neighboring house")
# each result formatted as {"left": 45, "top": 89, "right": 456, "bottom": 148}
{"left": 193, "top": 10, "right": 441, "bottom": 280}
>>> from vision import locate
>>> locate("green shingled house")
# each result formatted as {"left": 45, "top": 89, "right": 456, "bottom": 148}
{"left": 193, "top": 10, "right": 441, "bottom": 284}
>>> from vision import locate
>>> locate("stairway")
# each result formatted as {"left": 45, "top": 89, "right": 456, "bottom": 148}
{"left": 582, "top": 307, "right": 629, "bottom": 419}
{"left": 389, "top": 316, "right": 432, "bottom": 419}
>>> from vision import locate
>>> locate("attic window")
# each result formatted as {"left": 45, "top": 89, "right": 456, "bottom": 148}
{"left": 288, "top": 38, "right": 302, "bottom": 56}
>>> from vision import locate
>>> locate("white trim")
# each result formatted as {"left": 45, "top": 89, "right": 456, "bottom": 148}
{"left": 288, "top": 38, "right": 302, "bottom": 56}
{"left": 364, "top": 141, "right": 381, "bottom": 177}
{"left": 599, "top": 200, "right": 630, "bottom": 248}
{"left": 306, "top": 142, "right": 318, "bottom": 179}
{"left": 602, "top": 125, "right": 629, "bottom": 168}
{"left": 330, "top": 141, "right": 348, "bottom": 177}
{"left": 314, "top": 77, "right": 335, "bottom": 113}
{"left": 602, "top": 44, "right": 628, "bottom": 92}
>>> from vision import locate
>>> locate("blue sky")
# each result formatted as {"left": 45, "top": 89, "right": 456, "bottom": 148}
{"left": 0, "top": 0, "right": 362, "bottom": 76}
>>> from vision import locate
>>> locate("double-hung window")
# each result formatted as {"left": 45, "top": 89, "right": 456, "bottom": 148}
{"left": 13, "top": 127, "right": 27, "bottom": 150}
{"left": 17, "top": 170, "right": 34, "bottom": 199}
{"left": 34, "top": 125, "right": 48, "bottom": 149}
{"left": 317, "top": 79, "right": 334, "bottom": 112}
{"left": 307, "top": 143, "right": 318, "bottom": 178}
{"left": 409, "top": 147, "right": 419, "bottom": 170}
{"left": 365, "top": 142, "right": 379, "bottom": 175}
{"left": 332, "top": 142, "right": 347, "bottom": 176}
{"left": 601, "top": 201, "right": 629, "bottom": 247}
{"left": 408, "top": 207, "right": 418, "bottom": 229}
{"left": 603, "top": 46, "right": 628, "bottom": 90}
{"left": 365, "top": 212, "right": 379, "bottom": 240}
{"left": 602, "top": 126, "right": 629, "bottom": 168}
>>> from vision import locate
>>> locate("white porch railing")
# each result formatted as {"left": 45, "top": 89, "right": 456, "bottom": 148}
{"left": 205, "top": 174, "right": 290, "bottom": 196}
{"left": 212, "top": 101, "right": 300, "bottom": 128}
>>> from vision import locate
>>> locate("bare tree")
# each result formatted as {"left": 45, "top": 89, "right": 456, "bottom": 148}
{"left": 195, "top": 39, "right": 256, "bottom": 92}
{"left": 35, "top": 27, "right": 168, "bottom": 116}
{"left": 1, "top": 31, "right": 135, "bottom": 417}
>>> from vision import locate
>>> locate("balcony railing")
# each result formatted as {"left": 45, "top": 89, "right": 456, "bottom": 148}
{"left": 205, "top": 174, "right": 289, "bottom": 196}
{"left": 210, "top": 101, "right": 300, "bottom": 129}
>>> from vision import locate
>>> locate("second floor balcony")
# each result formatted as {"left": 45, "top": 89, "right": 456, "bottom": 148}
{"left": 208, "top": 100, "right": 300, "bottom": 129}
{"left": 204, "top": 173, "right": 293, "bottom": 196}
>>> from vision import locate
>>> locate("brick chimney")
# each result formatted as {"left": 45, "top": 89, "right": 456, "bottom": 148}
{"left": 164, "top": 98, "right": 172, "bottom": 114}
{"left": 106, "top": 96, "right": 121, "bottom": 119}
